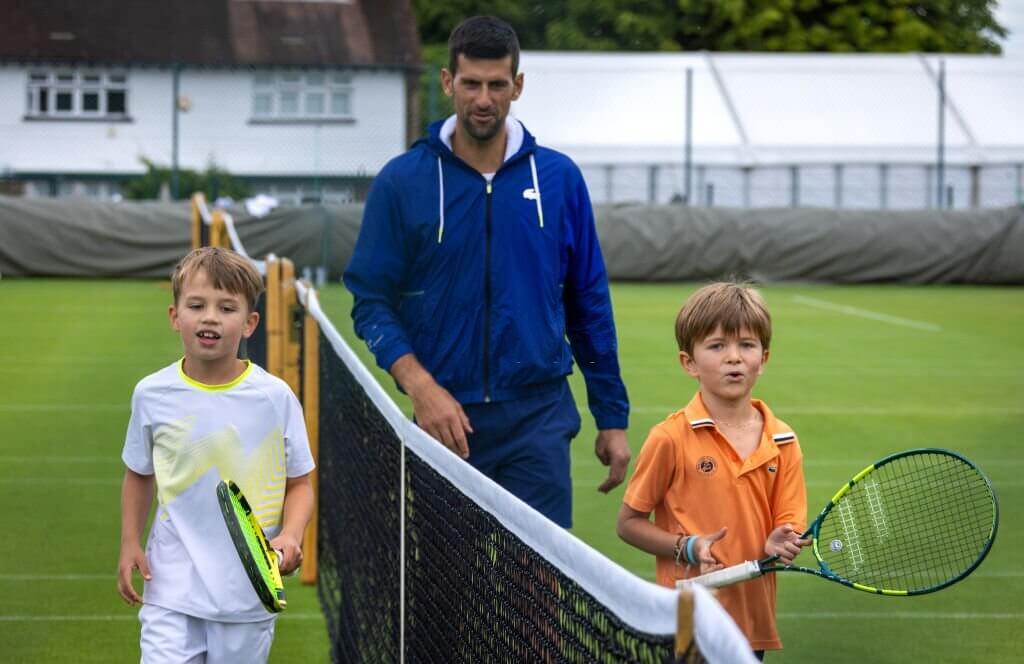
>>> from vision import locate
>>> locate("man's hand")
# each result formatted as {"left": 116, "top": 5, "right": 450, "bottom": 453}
{"left": 595, "top": 428, "right": 630, "bottom": 493}
{"left": 409, "top": 381, "right": 473, "bottom": 458}
{"left": 392, "top": 354, "right": 473, "bottom": 458}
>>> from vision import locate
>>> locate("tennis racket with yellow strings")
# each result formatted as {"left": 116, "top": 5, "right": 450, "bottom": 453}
{"left": 216, "top": 479, "right": 287, "bottom": 612}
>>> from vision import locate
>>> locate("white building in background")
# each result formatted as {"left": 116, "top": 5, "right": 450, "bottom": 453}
{"left": 513, "top": 52, "right": 1024, "bottom": 209}
{"left": 0, "top": 0, "right": 420, "bottom": 204}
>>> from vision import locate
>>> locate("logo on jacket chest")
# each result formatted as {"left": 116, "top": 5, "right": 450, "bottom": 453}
{"left": 522, "top": 187, "right": 539, "bottom": 200}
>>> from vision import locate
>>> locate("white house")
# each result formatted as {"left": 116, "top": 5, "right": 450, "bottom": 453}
{"left": 0, "top": 0, "right": 420, "bottom": 203}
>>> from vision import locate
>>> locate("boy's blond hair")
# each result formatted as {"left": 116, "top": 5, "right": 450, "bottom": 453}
{"left": 675, "top": 282, "right": 772, "bottom": 354}
{"left": 171, "top": 247, "right": 264, "bottom": 311}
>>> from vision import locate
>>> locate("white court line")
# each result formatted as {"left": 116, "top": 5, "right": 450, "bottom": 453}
{"left": 0, "top": 613, "right": 323, "bottom": 622}
{"left": 805, "top": 479, "right": 1023, "bottom": 488}
{"left": 805, "top": 459, "right": 1024, "bottom": 467}
{"left": 0, "top": 404, "right": 125, "bottom": 412}
{"left": 778, "top": 611, "right": 1020, "bottom": 620}
{"left": 1, "top": 574, "right": 110, "bottom": 580}
{"left": 0, "top": 478, "right": 120, "bottom": 486}
{"left": 0, "top": 456, "right": 113, "bottom": 463}
{"left": 628, "top": 404, "right": 1024, "bottom": 416}
{"left": 792, "top": 295, "right": 943, "bottom": 332}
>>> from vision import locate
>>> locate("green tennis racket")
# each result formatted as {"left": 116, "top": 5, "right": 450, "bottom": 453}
{"left": 216, "top": 479, "right": 287, "bottom": 612}
{"left": 680, "top": 448, "right": 998, "bottom": 595}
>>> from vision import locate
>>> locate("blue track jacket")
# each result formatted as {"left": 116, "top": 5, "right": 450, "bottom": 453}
{"left": 344, "top": 119, "right": 628, "bottom": 430}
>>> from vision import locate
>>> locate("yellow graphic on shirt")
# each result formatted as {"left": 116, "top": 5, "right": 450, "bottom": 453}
{"left": 152, "top": 416, "right": 287, "bottom": 529}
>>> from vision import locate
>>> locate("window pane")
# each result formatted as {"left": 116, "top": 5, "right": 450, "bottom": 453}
{"left": 306, "top": 72, "right": 324, "bottom": 86}
{"left": 331, "top": 91, "right": 350, "bottom": 116}
{"left": 107, "top": 90, "right": 126, "bottom": 114}
{"left": 57, "top": 73, "right": 74, "bottom": 83}
{"left": 55, "top": 91, "right": 73, "bottom": 111}
{"left": 331, "top": 72, "right": 352, "bottom": 85}
{"left": 254, "top": 73, "right": 273, "bottom": 86}
{"left": 82, "top": 91, "right": 100, "bottom": 112}
{"left": 280, "top": 72, "right": 301, "bottom": 84}
{"left": 29, "top": 72, "right": 48, "bottom": 82}
{"left": 83, "top": 74, "right": 101, "bottom": 84}
{"left": 253, "top": 92, "right": 272, "bottom": 116}
{"left": 305, "top": 92, "right": 324, "bottom": 115}
{"left": 39, "top": 89, "right": 48, "bottom": 112}
{"left": 279, "top": 91, "right": 299, "bottom": 114}
{"left": 109, "top": 74, "right": 127, "bottom": 84}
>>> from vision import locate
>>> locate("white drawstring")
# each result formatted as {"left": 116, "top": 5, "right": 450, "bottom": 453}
{"left": 529, "top": 154, "right": 543, "bottom": 228}
{"left": 438, "top": 152, "right": 542, "bottom": 241}
{"left": 437, "top": 157, "right": 445, "bottom": 243}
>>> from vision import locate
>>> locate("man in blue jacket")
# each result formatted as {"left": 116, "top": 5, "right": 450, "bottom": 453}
{"left": 343, "top": 15, "right": 630, "bottom": 528}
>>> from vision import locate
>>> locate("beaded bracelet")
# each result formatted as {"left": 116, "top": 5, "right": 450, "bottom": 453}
{"left": 673, "top": 534, "right": 687, "bottom": 564}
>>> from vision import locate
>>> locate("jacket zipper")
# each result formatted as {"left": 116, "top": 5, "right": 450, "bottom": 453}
{"left": 483, "top": 180, "right": 493, "bottom": 403}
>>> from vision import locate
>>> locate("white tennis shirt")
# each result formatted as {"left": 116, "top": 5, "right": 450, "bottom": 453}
{"left": 122, "top": 360, "right": 315, "bottom": 622}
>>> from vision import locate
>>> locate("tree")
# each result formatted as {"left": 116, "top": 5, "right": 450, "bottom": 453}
{"left": 671, "top": 0, "right": 1007, "bottom": 53}
{"left": 412, "top": 0, "right": 1007, "bottom": 54}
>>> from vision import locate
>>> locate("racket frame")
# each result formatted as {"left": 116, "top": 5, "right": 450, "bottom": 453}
{"left": 681, "top": 448, "right": 999, "bottom": 596}
{"left": 216, "top": 479, "right": 287, "bottom": 613}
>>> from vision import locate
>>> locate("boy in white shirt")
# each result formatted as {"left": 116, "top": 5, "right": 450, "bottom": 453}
{"left": 117, "top": 247, "right": 315, "bottom": 663}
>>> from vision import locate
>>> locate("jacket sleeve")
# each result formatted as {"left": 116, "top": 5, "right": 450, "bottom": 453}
{"left": 563, "top": 168, "right": 629, "bottom": 430}
{"left": 342, "top": 173, "right": 414, "bottom": 373}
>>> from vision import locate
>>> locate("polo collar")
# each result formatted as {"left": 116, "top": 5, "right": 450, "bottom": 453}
{"left": 683, "top": 391, "right": 785, "bottom": 435}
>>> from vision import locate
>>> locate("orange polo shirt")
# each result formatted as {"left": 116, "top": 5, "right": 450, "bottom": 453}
{"left": 623, "top": 392, "right": 807, "bottom": 651}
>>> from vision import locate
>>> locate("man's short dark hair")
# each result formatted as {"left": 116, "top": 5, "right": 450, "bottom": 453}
{"left": 448, "top": 16, "right": 520, "bottom": 75}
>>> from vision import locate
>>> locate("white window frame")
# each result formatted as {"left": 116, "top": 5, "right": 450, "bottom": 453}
{"left": 26, "top": 70, "right": 129, "bottom": 119}
{"left": 251, "top": 70, "right": 354, "bottom": 121}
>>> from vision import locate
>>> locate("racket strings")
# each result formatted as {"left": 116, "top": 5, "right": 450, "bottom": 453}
{"left": 817, "top": 452, "right": 995, "bottom": 592}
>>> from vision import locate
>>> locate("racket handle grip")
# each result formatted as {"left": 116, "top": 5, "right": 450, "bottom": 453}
{"left": 676, "top": 560, "right": 762, "bottom": 590}
{"left": 273, "top": 548, "right": 300, "bottom": 577}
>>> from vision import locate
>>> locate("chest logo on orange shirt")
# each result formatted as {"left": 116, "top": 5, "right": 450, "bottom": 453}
{"left": 696, "top": 456, "right": 717, "bottom": 474}
{"left": 767, "top": 464, "right": 778, "bottom": 473}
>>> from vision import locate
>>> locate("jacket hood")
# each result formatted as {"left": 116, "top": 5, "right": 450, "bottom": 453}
{"left": 416, "top": 117, "right": 537, "bottom": 164}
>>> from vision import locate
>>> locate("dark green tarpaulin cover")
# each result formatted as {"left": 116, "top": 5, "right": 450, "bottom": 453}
{"left": 1, "top": 197, "right": 1021, "bottom": 284}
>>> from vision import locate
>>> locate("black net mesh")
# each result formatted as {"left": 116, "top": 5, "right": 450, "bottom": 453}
{"left": 316, "top": 330, "right": 676, "bottom": 663}
{"left": 317, "top": 330, "right": 401, "bottom": 662}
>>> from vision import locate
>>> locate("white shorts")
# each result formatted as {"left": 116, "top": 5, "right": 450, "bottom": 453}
{"left": 139, "top": 603, "right": 276, "bottom": 664}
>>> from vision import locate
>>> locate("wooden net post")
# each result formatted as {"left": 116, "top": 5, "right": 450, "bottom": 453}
{"left": 674, "top": 588, "right": 700, "bottom": 663}
{"left": 190, "top": 192, "right": 205, "bottom": 250}
{"left": 265, "top": 255, "right": 282, "bottom": 378}
{"left": 300, "top": 285, "right": 319, "bottom": 585}
{"left": 210, "top": 209, "right": 229, "bottom": 249}
{"left": 280, "top": 258, "right": 301, "bottom": 395}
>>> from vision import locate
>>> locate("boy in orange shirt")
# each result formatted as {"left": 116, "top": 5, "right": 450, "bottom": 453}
{"left": 617, "top": 282, "right": 808, "bottom": 659}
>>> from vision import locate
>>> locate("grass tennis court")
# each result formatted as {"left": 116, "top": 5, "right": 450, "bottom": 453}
{"left": 2, "top": 278, "right": 1021, "bottom": 662}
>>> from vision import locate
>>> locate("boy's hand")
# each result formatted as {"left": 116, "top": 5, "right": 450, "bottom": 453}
{"left": 765, "top": 523, "right": 810, "bottom": 566}
{"left": 694, "top": 527, "right": 728, "bottom": 575}
{"left": 117, "top": 544, "right": 151, "bottom": 605}
{"left": 269, "top": 533, "right": 303, "bottom": 575}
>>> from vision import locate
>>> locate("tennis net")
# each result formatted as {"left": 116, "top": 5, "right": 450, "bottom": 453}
{"left": 298, "top": 283, "right": 756, "bottom": 664}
